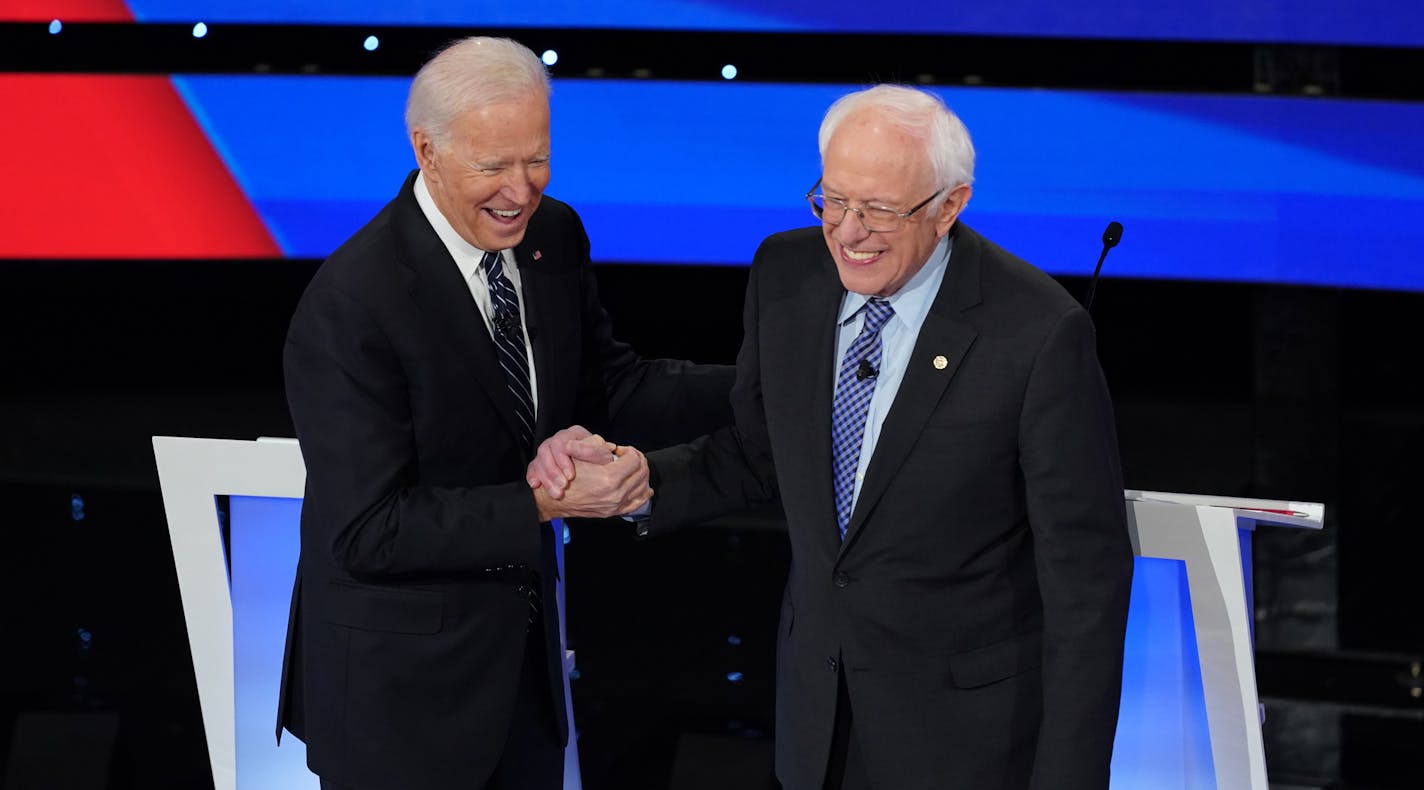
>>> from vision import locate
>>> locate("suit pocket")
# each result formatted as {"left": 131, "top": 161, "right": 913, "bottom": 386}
{"left": 326, "top": 580, "right": 444, "bottom": 634}
{"left": 947, "top": 630, "right": 1042, "bottom": 689}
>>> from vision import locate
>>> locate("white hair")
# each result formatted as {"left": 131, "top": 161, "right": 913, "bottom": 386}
{"left": 405, "top": 37, "right": 550, "bottom": 148}
{"left": 818, "top": 85, "right": 976, "bottom": 206}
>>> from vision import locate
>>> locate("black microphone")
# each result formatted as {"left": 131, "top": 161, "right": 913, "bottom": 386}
{"left": 493, "top": 310, "right": 519, "bottom": 338}
{"left": 856, "top": 359, "right": 878, "bottom": 381}
{"left": 1083, "top": 221, "right": 1123, "bottom": 312}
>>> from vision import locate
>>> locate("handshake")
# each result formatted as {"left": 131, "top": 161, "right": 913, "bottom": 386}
{"left": 525, "top": 425, "right": 652, "bottom": 522}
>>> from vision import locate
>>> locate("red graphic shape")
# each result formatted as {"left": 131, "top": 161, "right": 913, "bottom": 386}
{"left": 0, "top": 74, "right": 282, "bottom": 258}
{"left": 3, "top": 0, "right": 133, "bottom": 22}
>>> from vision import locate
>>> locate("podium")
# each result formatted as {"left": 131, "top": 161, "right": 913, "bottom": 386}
{"left": 154, "top": 436, "right": 1321, "bottom": 790}
{"left": 1114, "top": 490, "right": 1323, "bottom": 789}
{"left": 152, "top": 436, "right": 583, "bottom": 790}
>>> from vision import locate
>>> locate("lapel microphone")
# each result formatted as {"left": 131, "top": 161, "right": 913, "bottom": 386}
{"left": 856, "top": 359, "right": 878, "bottom": 381}
{"left": 494, "top": 310, "right": 518, "bottom": 338}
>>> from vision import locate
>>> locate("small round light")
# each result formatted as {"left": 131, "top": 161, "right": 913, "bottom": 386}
{"left": 192, "top": 22, "right": 208, "bottom": 39}
{"left": 541, "top": 49, "right": 559, "bottom": 66}
{"left": 49, "top": 19, "right": 63, "bottom": 35}
{"left": 721, "top": 64, "right": 738, "bottom": 80}
{"left": 363, "top": 35, "right": 379, "bottom": 52}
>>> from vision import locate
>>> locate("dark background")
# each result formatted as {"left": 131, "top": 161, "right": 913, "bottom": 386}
{"left": 2, "top": 18, "right": 1423, "bottom": 790}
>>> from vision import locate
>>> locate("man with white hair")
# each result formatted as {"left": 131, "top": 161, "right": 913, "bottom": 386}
{"left": 638, "top": 85, "right": 1134, "bottom": 789}
{"left": 277, "top": 37, "right": 730, "bottom": 789}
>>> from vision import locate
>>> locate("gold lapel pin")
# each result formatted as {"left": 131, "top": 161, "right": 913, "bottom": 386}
{"left": 933, "top": 355, "right": 949, "bottom": 370}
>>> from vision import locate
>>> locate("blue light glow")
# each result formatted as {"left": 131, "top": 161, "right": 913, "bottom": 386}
{"left": 363, "top": 35, "right": 379, "bottom": 51}
{"left": 192, "top": 22, "right": 208, "bottom": 38}
{"left": 542, "top": 49, "right": 559, "bottom": 66}
{"left": 48, "top": 19, "right": 62, "bottom": 34}
{"left": 118, "top": 1, "right": 1424, "bottom": 47}
{"left": 721, "top": 64, "right": 738, "bottom": 80}
{"left": 171, "top": 76, "right": 1424, "bottom": 290}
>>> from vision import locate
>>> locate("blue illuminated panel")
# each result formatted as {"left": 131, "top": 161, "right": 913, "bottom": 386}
{"left": 230, "top": 497, "right": 1215, "bottom": 788}
{"left": 1112, "top": 557, "right": 1215, "bottom": 789}
{"left": 230, "top": 496, "right": 315, "bottom": 789}
{"left": 175, "top": 76, "right": 1424, "bottom": 291}
{"left": 123, "top": 1, "right": 1424, "bottom": 47}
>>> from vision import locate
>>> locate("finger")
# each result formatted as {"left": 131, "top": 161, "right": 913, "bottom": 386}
{"left": 559, "top": 425, "right": 593, "bottom": 441}
{"left": 567, "top": 436, "right": 616, "bottom": 464}
{"left": 528, "top": 456, "right": 570, "bottom": 495}
{"left": 625, "top": 485, "right": 653, "bottom": 515}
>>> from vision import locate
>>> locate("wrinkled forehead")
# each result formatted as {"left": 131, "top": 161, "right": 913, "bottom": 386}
{"left": 443, "top": 97, "right": 550, "bottom": 151}
{"left": 821, "top": 118, "right": 934, "bottom": 199}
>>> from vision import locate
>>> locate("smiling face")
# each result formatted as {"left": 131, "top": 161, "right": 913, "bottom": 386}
{"left": 413, "top": 90, "right": 551, "bottom": 251}
{"left": 819, "top": 109, "right": 969, "bottom": 297}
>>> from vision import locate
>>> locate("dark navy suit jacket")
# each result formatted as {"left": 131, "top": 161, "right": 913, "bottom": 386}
{"left": 277, "top": 170, "right": 731, "bottom": 789}
{"left": 646, "top": 223, "right": 1134, "bottom": 790}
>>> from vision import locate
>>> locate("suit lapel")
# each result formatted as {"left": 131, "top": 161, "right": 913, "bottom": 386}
{"left": 512, "top": 233, "right": 559, "bottom": 444}
{"left": 766, "top": 240, "right": 845, "bottom": 560}
{"left": 802, "top": 255, "right": 846, "bottom": 559}
{"left": 392, "top": 172, "right": 533, "bottom": 455}
{"left": 839, "top": 226, "right": 984, "bottom": 550}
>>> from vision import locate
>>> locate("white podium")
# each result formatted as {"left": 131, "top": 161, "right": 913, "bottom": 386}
{"left": 155, "top": 435, "right": 1321, "bottom": 790}
{"left": 1117, "top": 489, "right": 1323, "bottom": 789}
{"left": 152, "top": 436, "right": 583, "bottom": 790}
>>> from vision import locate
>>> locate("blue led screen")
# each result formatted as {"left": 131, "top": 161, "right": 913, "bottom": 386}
{"left": 174, "top": 76, "right": 1424, "bottom": 291}
{"left": 122, "top": 0, "right": 1424, "bottom": 47}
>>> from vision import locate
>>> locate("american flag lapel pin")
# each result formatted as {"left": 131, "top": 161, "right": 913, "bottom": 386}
{"left": 532, "top": 250, "right": 542, "bottom": 261}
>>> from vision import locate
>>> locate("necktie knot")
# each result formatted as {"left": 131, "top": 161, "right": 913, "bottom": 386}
{"left": 480, "top": 249, "right": 503, "bottom": 277}
{"left": 861, "top": 298, "right": 894, "bottom": 335}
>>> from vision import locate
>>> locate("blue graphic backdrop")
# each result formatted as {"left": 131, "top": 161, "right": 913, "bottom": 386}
{"left": 174, "top": 76, "right": 1424, "bottom": 291}
{"left": 124, "top": 1, "right": 1424, "bottom": 47}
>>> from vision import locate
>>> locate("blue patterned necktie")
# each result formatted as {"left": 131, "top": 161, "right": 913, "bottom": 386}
{"left": 830, "top": 298, "right": 895, "bottom": 540}
{"left": 480, "top": 250, "right": 535, "bottom": 452}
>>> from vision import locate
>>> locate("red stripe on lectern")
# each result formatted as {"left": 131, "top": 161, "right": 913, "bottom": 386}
{"left": 0, "top": 74, "right": 282, "bottom": 258}
{"left": 2, "top": 0, "right": 133, "bottom": 22}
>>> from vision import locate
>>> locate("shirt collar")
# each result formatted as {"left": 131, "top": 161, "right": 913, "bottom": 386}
{"left": 837, "top": 233, "right": 953, "bottom": 328}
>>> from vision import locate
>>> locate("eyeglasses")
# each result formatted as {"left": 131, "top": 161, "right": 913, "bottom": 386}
{"left": 806, "top": 178, "right": 944, "bottom": 233}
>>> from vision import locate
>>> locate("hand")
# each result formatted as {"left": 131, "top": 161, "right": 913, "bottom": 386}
{"left": 534, "top": 445, "right": 652, "bottom": 521}
{"left": 527, "top": 425, "right": 617, "bottom": 499}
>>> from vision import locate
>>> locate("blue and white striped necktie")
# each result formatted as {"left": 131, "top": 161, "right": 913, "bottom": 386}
{"left": 480, "top": 250, "right": 535, "bottom": 451}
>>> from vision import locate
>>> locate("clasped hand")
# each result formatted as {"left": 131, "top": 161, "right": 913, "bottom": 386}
{"left": 527, "top": 425, "right": 651, "bottom": 521}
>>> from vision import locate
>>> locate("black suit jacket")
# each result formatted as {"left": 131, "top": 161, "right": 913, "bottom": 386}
{"left": 647, "top": 224, "right": 1134, "bottom": 790}
{"left": 277, "top": 171, "right": 731, "bottom": 789}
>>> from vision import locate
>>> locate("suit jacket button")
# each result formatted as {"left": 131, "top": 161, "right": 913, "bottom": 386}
{"left": 833, "top": 572, "right": 850, "bottom": 589}
{"left": 828, "top": 657, "right": 838, "bottom": 672}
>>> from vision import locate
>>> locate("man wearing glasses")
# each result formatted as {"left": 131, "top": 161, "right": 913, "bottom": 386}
{"left": 636, "top": 85, "right": 1134, "bottom": 789}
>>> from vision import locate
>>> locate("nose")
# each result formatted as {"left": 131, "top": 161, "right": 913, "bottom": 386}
{"left": 831, "top": 211, "right": 872, "bottom": 246}
{"left": 501, "top": 165, "right": 537, "bottom": 204}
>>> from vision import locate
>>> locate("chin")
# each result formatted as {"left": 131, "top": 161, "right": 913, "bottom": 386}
{"left": 836, "top": 268, "right": 884, "bottom": 297}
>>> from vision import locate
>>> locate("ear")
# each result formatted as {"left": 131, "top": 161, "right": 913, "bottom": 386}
{"left": 411, "top": 128, "right": 439, "bottom": 176}
{"left": 935, "top": 183, "right": 973, "bottom": 237}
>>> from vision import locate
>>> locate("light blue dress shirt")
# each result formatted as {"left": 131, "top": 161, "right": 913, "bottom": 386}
{"left": 832, "top": 233, "right": 952, "bottom": 507}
